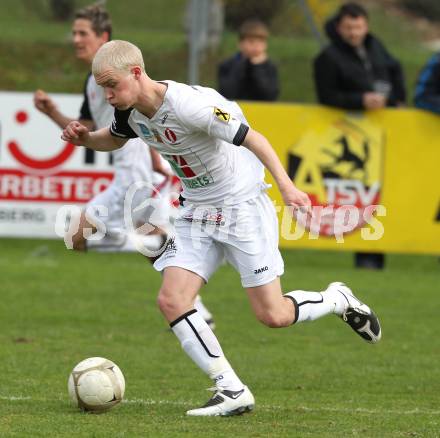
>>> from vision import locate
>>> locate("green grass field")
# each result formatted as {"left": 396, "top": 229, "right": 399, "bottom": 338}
{"left": 0, "top": 238, "right": 439, "bottom": 437}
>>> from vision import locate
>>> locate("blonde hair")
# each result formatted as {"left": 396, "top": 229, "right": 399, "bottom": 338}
{"left": 92, "top": 40, "right": 145, "bottom": 75}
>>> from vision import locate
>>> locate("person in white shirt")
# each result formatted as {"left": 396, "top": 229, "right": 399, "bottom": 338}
{"left": 62, "top": 40, "right": 382, "bottom": 417}
{"left": 34, "top": 5, "right": 214, "bottom": 326}
{"left": 34, "top": 4, "right": 170, "bottom": 254}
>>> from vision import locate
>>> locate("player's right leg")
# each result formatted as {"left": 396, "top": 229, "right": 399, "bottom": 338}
{"left": 78, "top": 181, "right": 166, "bottom": 254}
{"left": 68, "top": 207, "right": 131, "bottom": 252}
{"left": 153, "top": 216, "right": 254, "bottom": 416}
{"left": 70, "top": 210, "right": 96, "bottom": 251}
{"left": 157, "top": 266, "right": 254, "bottom": 416}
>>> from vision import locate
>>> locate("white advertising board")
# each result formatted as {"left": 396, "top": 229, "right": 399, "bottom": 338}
{"left": 0, "top": 91, "right": 114, "bottom": 238}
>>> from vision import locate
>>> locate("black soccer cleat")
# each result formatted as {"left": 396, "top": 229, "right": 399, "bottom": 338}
{"left": 328, "top": 282, "right": 382, "bottom": 344}
{"left": 341, "top": 307, "right": 382, "bottom": 343}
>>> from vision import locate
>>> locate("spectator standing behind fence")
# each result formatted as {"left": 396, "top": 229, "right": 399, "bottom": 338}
{"left": 313, "top": 2, "right": 406, "bottom": 269}
{"left": 414, "top": 52, "right": 440, "bottom": 114}
{"left": 217, "top": 19, "right": 279, "bottom": 101}
{"left": 313, "top": 2, "right": 406, "bottom": 111}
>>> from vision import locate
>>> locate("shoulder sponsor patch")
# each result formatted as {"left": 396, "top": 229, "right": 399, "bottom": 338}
{"left": 213, "top": 107, "right": 230, "bottom": 123}
{"left": 137, "top": 123, "right": 152, "bottom": 138}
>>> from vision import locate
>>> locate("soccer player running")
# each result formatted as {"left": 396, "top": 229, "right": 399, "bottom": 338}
{"left": 62, "top": 40, "right": 382, "bottom": 417}
{"left": 34, "top": 5, "right": 215, "bottom": 327}
{"left": 34, "top": 4, "right": 172, "bottom": 254}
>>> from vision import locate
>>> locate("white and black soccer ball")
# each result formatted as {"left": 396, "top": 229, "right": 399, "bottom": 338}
{"left": 68, "top": 357, "right": 125, "bottom": 413}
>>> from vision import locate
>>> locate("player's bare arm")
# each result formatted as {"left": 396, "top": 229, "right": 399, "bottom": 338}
{"left": 150, "top": 147, "right": 172, "bottom": 178}
{"left": 61, "top": 121, "right": 127, "bottom": 151}
{"left": 242, "top": 128, "right": 311, "bottom": 213}
{"left": 34, "top": 89, "right": 94, "bottom": 130}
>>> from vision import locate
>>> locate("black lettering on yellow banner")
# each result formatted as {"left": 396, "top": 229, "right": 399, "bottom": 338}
{"left": 214, "top": 107, "right": 230, "bottom": 123}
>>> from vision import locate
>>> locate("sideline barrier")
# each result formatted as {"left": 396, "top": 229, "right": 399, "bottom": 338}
{"left": 241, "top": 102, "right": 440, "bottom": 254}
{"left": 0, "top": 92, "right": 439, "bottom": 254}
{"left": 0, "top": 92, "right": 114, "bottom": 238}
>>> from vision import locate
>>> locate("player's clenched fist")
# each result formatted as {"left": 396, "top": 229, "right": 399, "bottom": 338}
{"left": 61, "top": 121, "right": 90, "bottom": 145}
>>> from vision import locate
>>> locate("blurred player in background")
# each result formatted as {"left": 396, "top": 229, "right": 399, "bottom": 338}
{"left": 62, "top": 40, "right": 382, "bottom": 417}
{"left": 34, "top": 5, "right": 215, "bottom": 328}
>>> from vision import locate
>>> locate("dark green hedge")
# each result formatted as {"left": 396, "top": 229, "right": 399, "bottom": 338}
{"left": 400, "top": 0, "right": 440, "bottom": 21}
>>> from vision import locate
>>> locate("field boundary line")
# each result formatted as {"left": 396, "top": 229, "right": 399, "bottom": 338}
{"left": 2, "top": 395, "right": 439, "bottom": 416}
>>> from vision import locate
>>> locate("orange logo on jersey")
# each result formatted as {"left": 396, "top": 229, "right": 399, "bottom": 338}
{"left": 214, "top": 107, "right": 230, "bottom": 123}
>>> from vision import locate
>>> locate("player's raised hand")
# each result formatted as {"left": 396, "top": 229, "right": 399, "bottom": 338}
{"left": 61, "top": 121, "right": 90, "bottom": 145}
{"left": 34, "top": 89, "right": 57, "bottom": 115}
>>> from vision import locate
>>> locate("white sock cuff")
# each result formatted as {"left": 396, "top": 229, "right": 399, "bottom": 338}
{"left": 285, "top": 290, "right": 338, "bottom": 323}
{"left": 283, "top": 293, "right": 299, "bottom": 324}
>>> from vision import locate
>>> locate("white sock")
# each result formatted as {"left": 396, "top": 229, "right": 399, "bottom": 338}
{"left": 86, "top": 232, "right": 130, "bottom": 252}
{"left": 171, "top": 310, "right": 243, "bottom": 391}
{"left": 86, "top": 232, "right": 163, "bottom": 253}
{"left": 193, "top": 296, "right": 213, "bottom": 321}
{"left": 127, "top": 233, "right": 164, "bottom": 252}
{"left": 284, "top": 288, "right": 345, "bottom": 323}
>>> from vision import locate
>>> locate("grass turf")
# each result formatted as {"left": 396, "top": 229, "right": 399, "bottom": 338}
{"left": 0, "top": 238, "right": 439, "bottom": 437}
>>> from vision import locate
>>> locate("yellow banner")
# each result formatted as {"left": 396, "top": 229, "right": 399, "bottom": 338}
{"left": 241, "top": 103, "right": 440, "bottom": 254}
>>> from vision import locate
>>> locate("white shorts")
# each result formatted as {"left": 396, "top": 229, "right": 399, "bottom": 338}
{"left": 86, "top": 179, "right": 172, "bottom": 234}
{"left": 154, "top": 192, "right": 284, "bottom": 288}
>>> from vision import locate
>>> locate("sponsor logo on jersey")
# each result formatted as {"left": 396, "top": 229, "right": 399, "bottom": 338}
{"left": 184, "top": 176, "right": 214, "bottom": 188}
{"left": 164, "top": 154, "right": 214, "bottom": 188}
{"left": 137, "top": 123, "right": 153, "bottom": 139}
{"left": 288, "top": 117, "right": 384, "bottom": 237}
{"left": 165, "top": 128, "right": 177, "bottom": 143}
{"left": 254, "top": 266, "right": 269, "bottom": 274}
{"left": 152, "top": 129, "right": 164, "bottom": 143}
{"left": 182, "top": 210, "right": 225, "bottom": 226}
{"left": 213, "top": 107, "right": 230, "bottom": 123}
{"left": 160, "top": 113, "right": 169, "bottom": 125}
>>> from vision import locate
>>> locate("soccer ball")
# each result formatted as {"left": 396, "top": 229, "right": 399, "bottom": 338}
{"left": 68, "top": 357, "right": 125, "bottom": 413}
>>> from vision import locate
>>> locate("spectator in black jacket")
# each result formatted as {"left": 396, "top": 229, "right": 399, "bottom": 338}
{"left": 414, "top": 52, "right": 440, "bottom": 114}
{"left": 313, "top": 3, "right": 406, "bottom": 269}
{"left": 218, "top": 19, "right": 279, "bottom": 101}
{"left": 313, "top": 2, "right": 406, "bottom": 111}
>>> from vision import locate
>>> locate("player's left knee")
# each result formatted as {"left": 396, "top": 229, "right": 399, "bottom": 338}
{"left": 157, "top": 287, "right": 186, "bottom": 317}
{"left": 156, "top": 289, "right": 173, "bottom": 314}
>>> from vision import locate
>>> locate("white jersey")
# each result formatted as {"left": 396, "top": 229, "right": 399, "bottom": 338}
{"left": 80, "top": 73, "right": 159, "bottom": 187}
{"left": 110, "top": 80, "right": 265, "bottom": 206}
